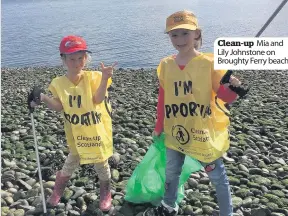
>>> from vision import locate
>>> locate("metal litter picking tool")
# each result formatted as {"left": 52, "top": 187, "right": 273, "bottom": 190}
{"left": 220, "top": 0, "right": 288, "bottom": 97}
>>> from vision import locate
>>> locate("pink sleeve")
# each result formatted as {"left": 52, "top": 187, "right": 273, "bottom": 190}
{"left": 217, "top": 85, "right": 238, "bottom": 104}
{"left": 154, "top": 86, "right": 164, "bottom": 134}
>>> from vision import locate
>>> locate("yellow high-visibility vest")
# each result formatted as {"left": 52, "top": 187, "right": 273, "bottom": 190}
{"left": 49, "top": 71, "right": 113, "bottom": 164}
{"left": 157, "top": 53, "right": 230, "bottom": 162}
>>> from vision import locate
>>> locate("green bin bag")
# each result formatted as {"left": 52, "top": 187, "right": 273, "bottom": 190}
{"left": 125, "top": 133, "right": 202, "bottom": 205}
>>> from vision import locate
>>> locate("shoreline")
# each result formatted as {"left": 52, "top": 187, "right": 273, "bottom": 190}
{"left": 1, "top": 66, "right": 158, "bottom": 72}
{"left": 2, "top": 66, "right": 287, "bottom": 73}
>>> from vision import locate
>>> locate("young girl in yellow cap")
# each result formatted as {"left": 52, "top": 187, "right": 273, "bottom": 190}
{"left": 143, "top": 10, "right": 241, "bottom": 216}
{"left": 28, "top": 35, "right": 117, "bottom": 212}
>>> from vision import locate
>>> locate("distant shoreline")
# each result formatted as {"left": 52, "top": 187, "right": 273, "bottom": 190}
{"left": 2, "top": 66, "right": 287, "bottom": 75}
{"left": 1, "top": 66, "right": 157, "bottom": 72}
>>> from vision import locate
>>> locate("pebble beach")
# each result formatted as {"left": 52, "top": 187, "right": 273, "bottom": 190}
{"left": 1, "top": 67, "right": 288, "bottom": 216}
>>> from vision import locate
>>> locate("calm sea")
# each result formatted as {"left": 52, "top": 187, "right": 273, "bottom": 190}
{"left": 2, "top": 0, "right": 288, "bottom": 68}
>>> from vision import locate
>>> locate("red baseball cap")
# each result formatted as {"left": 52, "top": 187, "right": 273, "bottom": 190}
{"left": 59, "top": 35, "right": 92, "bottom": 55}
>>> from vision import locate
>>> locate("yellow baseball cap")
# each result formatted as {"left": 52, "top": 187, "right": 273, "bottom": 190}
{"left": 165, "top": 10, "right": 199, "bottom": 33}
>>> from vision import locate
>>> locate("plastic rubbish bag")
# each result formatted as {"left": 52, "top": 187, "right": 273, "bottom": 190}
{"left": 125, "top": 133, "right": 202, "bottom": 204}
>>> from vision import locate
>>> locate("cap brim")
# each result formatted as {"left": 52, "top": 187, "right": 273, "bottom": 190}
{"left": 62, "top": 49, "right": 92, "bottom": 55}
{"left": 165, "top": 24, "right": 197, "bottom": 33}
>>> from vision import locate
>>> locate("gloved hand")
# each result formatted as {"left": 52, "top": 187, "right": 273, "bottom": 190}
{"left": 220, "top": 70, "right": 249, "bottom": 98}
{"left": 27, "top": 86, "right": 44, "bottom": 112}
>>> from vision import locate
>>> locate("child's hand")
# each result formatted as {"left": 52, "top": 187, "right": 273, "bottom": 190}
{"left": 224, "top": 76, "right": 241, "bottom": 88}
{"left": 100, "top": 62, "right": 118, "bottom": 80}
{"left": 229, "top": 76, "right": 241, "bottom": 87}
{"left": 30, "top": 100, "right": 40, "bottom": 108}
{"left": 27, "top": 86, "right": 44, "bottom": 110}
{"left": 152, "top": 130, "right": 161, "bottom": 137}
{"left": 30, "top": 93, "right": 45, "bottom": 107}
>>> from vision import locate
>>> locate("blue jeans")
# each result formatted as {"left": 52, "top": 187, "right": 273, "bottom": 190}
{"left": 164, "top": 148, "right": 233, "bottom": 216}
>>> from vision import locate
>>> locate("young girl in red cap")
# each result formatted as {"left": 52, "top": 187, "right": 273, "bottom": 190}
{"left": 28, "top": 35, "right": 117, "bottom": 211}
{"left": 143, "top": 10, "right": 242, "bottom": 216}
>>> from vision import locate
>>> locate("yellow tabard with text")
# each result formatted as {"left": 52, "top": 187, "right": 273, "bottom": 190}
{"left": 158, "top": 53, "right": 230, "bottom": 163}
{"left": 48, "top": 71, "right": 113, "bottom": 164}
